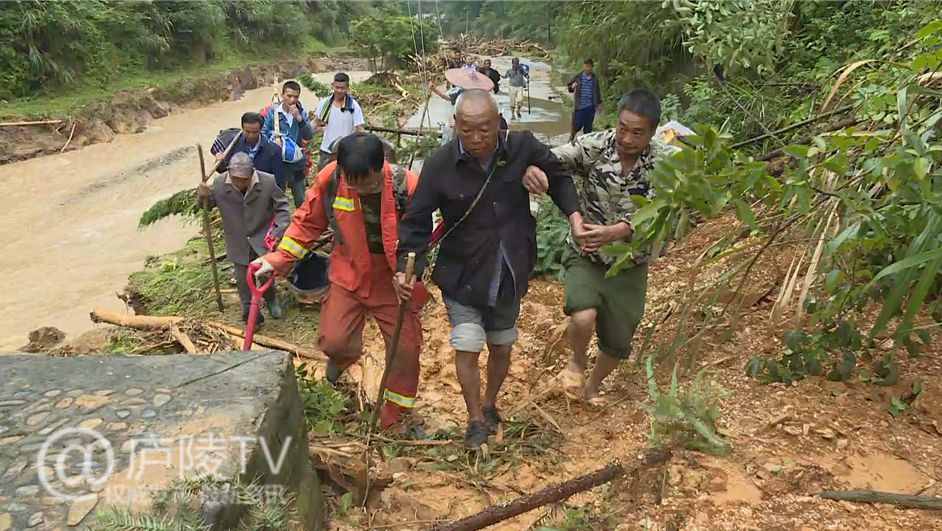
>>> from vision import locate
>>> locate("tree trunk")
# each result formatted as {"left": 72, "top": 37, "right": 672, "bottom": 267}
{"left": 431, "top": 449, "right": 672, "bottom": 531}
{"left": 818, "top": 490, "right": 942, "bottom": 510}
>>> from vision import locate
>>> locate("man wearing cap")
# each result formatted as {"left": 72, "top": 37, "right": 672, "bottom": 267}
{"left": 198, "top": 152, "right": 290, "bottom": 326}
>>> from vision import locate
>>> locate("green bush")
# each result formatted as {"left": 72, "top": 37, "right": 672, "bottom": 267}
{"left": 0, "top": 0, "right": 372, "bottom": 102}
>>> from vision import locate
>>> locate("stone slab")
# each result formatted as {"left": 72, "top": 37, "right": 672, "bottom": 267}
{"left": 0, "top": 351, "right": 321, "bottom": 529}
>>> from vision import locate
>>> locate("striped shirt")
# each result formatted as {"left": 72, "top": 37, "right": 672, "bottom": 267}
{"left": 577, "top": 74, "right": 595, "bottom": 110}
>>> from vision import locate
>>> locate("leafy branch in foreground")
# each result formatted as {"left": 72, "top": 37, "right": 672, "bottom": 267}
{"left": 139, "top": 188, "right": 201, "bottom": 228}
{"left": 611, "top": 19, "right": 942, "bottom": 389}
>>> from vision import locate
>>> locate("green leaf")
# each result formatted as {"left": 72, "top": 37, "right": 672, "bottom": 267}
{"left": 338, "top": 492, "right": 354, "bottom": 515}
{"left": 825, "top": 269, "right": 845, "bottom": 294}
{"left": 745, "top": 356, "right": 762, "bottom": 378}
{"left": 913, "top": 157, "right": 930, "bottom": 179}
{"left": 733, "top": 198, "right": 756, "bottom": 229}
{"left": 782, "top": 329, "right": 806, "bottom": 351}
{"left": 782, "top": 145, "right": 810, "bottom": 158}
{"left": 869, "top": 246, "right": 942, "bottom": 284}
{"left": 888, "top": 395, "right": 908, "bottom": 418}
{"left": 825, "top": 221, "right": 861, "bottom": 256}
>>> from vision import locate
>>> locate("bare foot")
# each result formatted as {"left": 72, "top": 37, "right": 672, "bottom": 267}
{"left": 582, "top": 389, "right": 607, "bottom": 407}
{"left": 561, "top": 361, "right": 585, "bottom": 400}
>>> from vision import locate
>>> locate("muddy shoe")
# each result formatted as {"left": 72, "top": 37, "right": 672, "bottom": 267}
{"left": 483, "top": 406, "right": 501, "bottom": 435}
{"left": 464, "top": 420, "right": 488, "bottom": 449}
{"left": 325, "top": 359, "right": 343, "bottom": 383}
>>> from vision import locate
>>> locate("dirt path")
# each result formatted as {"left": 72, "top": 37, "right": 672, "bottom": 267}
{"left": 0, "top": 72, "right": 370, "bottom": 351}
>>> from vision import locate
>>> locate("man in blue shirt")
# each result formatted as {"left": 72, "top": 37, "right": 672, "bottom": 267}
{"left": 567, "top": 58, "right": 602, "bottom": 143}
{"left": 262, "top": 80, "right": 315, "bottom": 207}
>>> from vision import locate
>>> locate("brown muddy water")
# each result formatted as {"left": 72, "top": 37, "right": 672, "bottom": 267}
{"left": 0, "top": 72, "right": 370, "bottom": 351}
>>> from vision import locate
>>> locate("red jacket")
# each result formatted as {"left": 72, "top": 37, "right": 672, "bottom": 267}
{"left": 266, "top": 161, "right": 429, "bottom": 308}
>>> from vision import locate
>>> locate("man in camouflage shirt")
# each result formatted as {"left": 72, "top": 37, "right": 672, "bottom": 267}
{"left": 524, "top": 88, "right": 679, "bottom": 404}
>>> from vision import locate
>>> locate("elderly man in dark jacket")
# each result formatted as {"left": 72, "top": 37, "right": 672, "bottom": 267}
{"left": 198, "top": 152, "right": 291, "bottom": 326}
{"left": 211, "top": 112, "right": 289, "bottom": 189}
{"left": 394, "top": 89, "right": 586, "bottom": 448}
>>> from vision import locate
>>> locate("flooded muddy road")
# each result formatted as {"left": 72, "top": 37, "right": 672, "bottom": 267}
{"left": 0, "top": 58, "right": 570, "bottom": 351}
{"left": 0, "top": 72, "right": 369, "bottom": 351}
{"left": 402, "top": 56, "right": 572, "bottom": 175}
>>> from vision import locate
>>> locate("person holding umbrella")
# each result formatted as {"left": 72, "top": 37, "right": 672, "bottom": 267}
{"left": 430, "top": 65, "right": 496, "bottom": 144}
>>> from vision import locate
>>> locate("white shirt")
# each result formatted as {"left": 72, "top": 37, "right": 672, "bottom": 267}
{"left": 316, "top": 96, "right": 365, "bottom": 152}
{"left": 277, "top": 102, "right": 296, "bottom": 129}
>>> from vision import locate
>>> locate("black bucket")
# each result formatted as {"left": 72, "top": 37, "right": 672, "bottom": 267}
{"left": 287, "top": 252, "right": 329, "bottom": 302}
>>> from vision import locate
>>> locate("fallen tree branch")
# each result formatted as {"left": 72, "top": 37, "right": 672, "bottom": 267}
{"left": 205, "top": 321, "right": 326, "bottom": 362}
{"left": 60, "top": 121, "right": 77, "bottom": 153}
{"left": 88, "top": 308, "right": 325, "bottom": 361}
{"left": 431, "top": 449, "right": 672, "bottom": 531}
{"left": 0, "top": 119, "right": 65, "bottom": 127}
{"left": 90, "top": 309, "right": 184, "bottom": 330}
{"left": 817, "top": 489, "right": 942, "bottom": 510}
{"left": 169, "top": 324, "right": 197, "bottom": 354}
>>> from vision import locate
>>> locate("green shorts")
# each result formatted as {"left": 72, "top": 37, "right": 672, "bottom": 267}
{"left": 563, "top": 250, "right": 648, "bottom": 359}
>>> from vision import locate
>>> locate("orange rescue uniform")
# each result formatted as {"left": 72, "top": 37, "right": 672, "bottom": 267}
{"left": 265, "top": 160, "right": 429, "bottom": 429}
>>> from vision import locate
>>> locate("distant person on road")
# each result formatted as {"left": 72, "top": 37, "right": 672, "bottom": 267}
{"left": 263, "top": 80, "right": 315, "bottom": 208}
{"left": 394, "top": 89, "right": 586, "bottom": 449}
{"left": 567, "top": 58, "right": 602, "bottom": 143}
{"left": 314, "top": 72, "right": 366, "bottom": 171}
{"left": 479, "top": 59, "right": 501, "bottom": 94}
{"left": 197, "top": 152, "right": 290, "bottom": 327}
{"left": 504, "top": 58, "right": 529, "bottom": 120}
{"left": 210, "top": 112, "right": 289, "bottom": 189}
{"left": 522, "top": 89, "right": 679, "bottom": 405}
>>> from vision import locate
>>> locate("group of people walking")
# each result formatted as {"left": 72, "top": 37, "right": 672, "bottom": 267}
{"left": 197, "top": 63, "right": 678, "bottom": 447}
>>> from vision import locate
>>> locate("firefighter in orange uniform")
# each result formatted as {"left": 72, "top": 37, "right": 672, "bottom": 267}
{"left": 252, "top": 133, "right": 429, "bottom": 430}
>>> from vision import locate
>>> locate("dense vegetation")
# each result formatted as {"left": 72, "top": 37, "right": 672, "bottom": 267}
{"left": 0, "top": 0, "right": 380, "bottom": 102}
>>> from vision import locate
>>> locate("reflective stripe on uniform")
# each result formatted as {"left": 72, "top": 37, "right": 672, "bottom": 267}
{"left": 383, "top": 389, "right": 416, "bottom": 408}
{"left": 332, "top": 196, "right": 355, "bottom": 211}
{"left": 278, "top": 235, "right": 308, "bottom": 259}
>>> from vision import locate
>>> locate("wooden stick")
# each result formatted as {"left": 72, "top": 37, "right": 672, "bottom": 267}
{"left": 60, "top": 121, "right": 77, "bottom": 153}
{"left": 197, "top": 144, "right": 225, "bottom": 313}
{"left": 817, "top": 490, "right": 942, "bottom": 510}
{"left": 409, "top": 89, "right": 434, "bottom": 171}
{"left": 169, "top": 324, "right": 197, "bottom": 354}
{"left": 90, "top": 309, "right": 183, "bottom": 330}
{"left": 205, "top": 321, "right": 326, "bottom": 362}
{"left": 365, "top": 124, "right": 441, "bottom": 137}
{"left": 87, "top": 308, "right": 324, "bottom": 361}
{"left": 363, "top": 252, "right": 416, "bottom": 507}
{"left": 0, "top": 119, "right": 64, "bottom": 127}
{"left": 211, "top": 131, "right": 243, "bottom": 175}
{"left": 431, "top": 449, "right": 672, "bottom": 531}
